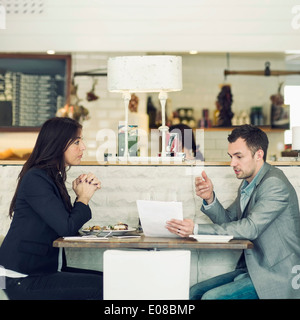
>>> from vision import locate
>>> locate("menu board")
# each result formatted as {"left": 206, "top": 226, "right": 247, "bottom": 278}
{"left": 2, "top": 72, "right": 63, "bottom": 127}
{"left": 0, "top": 54, "right": 70, "bottom": 128}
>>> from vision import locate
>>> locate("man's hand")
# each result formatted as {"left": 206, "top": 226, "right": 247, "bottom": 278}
{"left": 166, "top": 219, "right": 195, "bottom": 238}
{"left": 195, "top": 171, "right": 214, "bottom": 204}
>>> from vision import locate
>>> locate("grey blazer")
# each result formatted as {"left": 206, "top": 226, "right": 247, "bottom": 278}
{"left": 199, "top": 162, "right": 300, "bottom": 299}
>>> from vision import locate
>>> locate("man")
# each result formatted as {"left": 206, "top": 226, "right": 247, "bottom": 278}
{"left": 166, "top": 124, "right": 300, "bottom": 299}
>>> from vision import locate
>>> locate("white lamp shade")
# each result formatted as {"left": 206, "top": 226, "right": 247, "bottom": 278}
{"left": 107, "top": 55, "right": 182, "bottom": 93}
{"left": 292, "top": 126, "right": 300, "bottom": 150}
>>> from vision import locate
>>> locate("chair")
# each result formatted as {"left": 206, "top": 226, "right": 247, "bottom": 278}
{"left": 0, "top": 290, "right": 8, "bottom": 300}
{"left": 103, "top": 249, "right": 191, "bottom": 300}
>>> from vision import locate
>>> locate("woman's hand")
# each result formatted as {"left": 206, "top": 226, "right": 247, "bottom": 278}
{"left": 72, "top": 173, "right": 101, "bottom": 205}
{"left": 165, "top": 219, "right": 195, "bottom": 238}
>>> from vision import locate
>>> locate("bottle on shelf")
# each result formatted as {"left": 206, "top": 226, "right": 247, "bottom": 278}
{"left": 250, "top": 106, "right": 264, "bottom": 126}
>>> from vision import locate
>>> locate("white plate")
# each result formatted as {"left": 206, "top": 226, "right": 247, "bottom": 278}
{"left": 80, "top": 228, "right": 100, "bottom": 234}
{"left": 189, "top": 235, "right": 234, "bottom": 243}
{"left": 98, "top": 227, "right": 136, "bottom": 235}
{"left": 80, "top": 227, "right": 136, "bottom": 236}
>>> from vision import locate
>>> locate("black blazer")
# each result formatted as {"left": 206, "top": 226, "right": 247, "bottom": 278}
{"left": 0, "top": 168, "right": 91, "bottom": 275}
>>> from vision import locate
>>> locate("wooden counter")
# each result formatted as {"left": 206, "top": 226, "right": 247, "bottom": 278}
{"left": 53, "top": 235, "right": 253, "bottom": 250}
{"left": 1, "top": 160, "right": 300, "bottom": 166}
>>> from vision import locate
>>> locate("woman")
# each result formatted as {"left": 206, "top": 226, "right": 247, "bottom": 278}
{"left": 0, "top": 117, "right": 103, "bottom": 300}
{"left": 168, "top": 124, "right": 204, "bottom": 160}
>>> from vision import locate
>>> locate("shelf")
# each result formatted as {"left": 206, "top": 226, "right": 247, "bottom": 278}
{"left": 197, "top": 126, "right": 285, "bottom": 133}
{"left": 0, "top": 127, "right": 40, "bottom": 132}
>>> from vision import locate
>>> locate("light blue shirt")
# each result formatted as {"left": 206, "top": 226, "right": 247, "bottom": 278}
{"left": 239, "top": 167, "right": 262, "bottom": 212}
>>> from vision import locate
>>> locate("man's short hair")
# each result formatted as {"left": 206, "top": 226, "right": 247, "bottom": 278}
{"left": 228, "top": 124, "right": 269, "bottom": 161}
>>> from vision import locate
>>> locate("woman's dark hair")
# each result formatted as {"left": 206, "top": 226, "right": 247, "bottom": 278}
{"left": 9, "top": 117, "right": 82, "bottom": 217}
{"left": 169, "top": 124, "right": 196, "bottom": 154}
{"left": 228, "top": 124, "right": 269, "bottom": 161}
{"left": 168, "top": 124, "right": 204, "bottom": 160}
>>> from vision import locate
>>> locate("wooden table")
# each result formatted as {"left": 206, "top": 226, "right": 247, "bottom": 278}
{"left": 53, "top": 235, "right": 253, "bottom": 250}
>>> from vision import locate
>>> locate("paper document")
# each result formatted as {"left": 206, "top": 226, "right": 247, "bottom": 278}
{"left": 189, "top": 235, "right": 233, "bottom": 243}
{"left": 63, "top": 236, "right": 108, "bottom": 241}
{"left": 136, "top": 200, "right": 183, "bottom": 237}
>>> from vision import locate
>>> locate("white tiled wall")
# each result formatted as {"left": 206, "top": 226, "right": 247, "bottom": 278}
{"left": 73, "top": 53, "right": 287, "bottom": 161}
{"left": 203, "top": 130, "right": 285, "bottom": 161}
{"left": 1, "top": 164, "right": 299, "bottom": 286}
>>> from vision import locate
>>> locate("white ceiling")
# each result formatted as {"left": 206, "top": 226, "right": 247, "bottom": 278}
{"left": 0, "top": 0, "right": 300, "bottom": 53}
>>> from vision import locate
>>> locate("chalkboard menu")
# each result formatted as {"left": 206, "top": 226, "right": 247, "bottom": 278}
{"left": 0, "top": 54, "right": 71, "bottom": 130}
